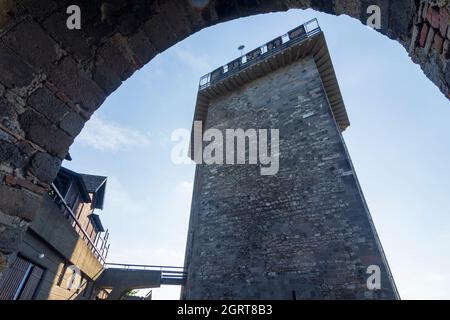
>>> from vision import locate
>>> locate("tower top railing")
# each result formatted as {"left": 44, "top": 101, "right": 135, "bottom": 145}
{"left": 198, "top": 18, "right": 321, "bottom": 91}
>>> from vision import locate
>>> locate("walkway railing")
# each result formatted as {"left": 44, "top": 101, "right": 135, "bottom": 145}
{"left": 199, "top": 18, "right": 321, "bottom": 90}
{"left": 49, "top": 183, "right": 109, "bottom": 264}
{"left": 105, "top": 263, "right": 187, "bottom": 285}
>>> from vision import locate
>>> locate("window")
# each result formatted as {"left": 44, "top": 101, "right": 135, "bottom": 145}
{"left": 0, "top": 256, "right": 44, "bottom": 300}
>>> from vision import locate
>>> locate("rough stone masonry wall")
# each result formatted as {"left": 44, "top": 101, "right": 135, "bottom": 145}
{"left": 0, "top": 0, "right": 447, "bottom": 286}
{"left": 182, "top": 56, "right": 398, "bottom": 299}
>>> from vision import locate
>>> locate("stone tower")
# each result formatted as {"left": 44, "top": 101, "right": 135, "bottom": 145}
{"left": 182, "top": 19, "right": 398, "bottom": 300}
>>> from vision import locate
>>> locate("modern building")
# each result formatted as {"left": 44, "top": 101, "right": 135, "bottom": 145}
{"left": 182, "top": 19, "right": 399, "bottom": 299}
{"left": 0, "top": 165, "right": 111, "bottom": 300}
{"left": 0, "top": 162, "right": 186, "bottom": 300}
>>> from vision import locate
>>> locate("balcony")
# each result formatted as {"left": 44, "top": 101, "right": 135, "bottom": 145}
{"left": 198, "top": 18, "right": 321, "bottom": 91}
{"left": 48, "top": 184, "right": 110, "bottom": 264}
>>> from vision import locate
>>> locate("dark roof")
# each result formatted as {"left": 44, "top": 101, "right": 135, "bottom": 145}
{"left": 80, "top": 174, "right": 107, "bottom": 210}
{"left": 80, "top": 174, "right": 107, "bottom": 193}
{"left": 58, "top": 167, "right": 91, "bottom": 203}
{"left": 56, "top": 168, "right": 107, "bottom": 210}
{"left": 89, "top": 214, "right": 105, "bottom": 233}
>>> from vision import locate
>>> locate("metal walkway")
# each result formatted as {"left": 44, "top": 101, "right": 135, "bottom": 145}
{"left": 104, "top": 263, "right": 187, "bottom": 285}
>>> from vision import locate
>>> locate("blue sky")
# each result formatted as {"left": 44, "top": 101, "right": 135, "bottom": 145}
{"left": 64, "top": 9, "right": 450, "bottom": 299}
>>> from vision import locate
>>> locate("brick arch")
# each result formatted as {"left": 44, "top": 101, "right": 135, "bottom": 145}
{"left": 0, "top": 0, "right": 448, "bottom": 281}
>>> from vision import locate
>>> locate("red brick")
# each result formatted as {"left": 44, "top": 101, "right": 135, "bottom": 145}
{"left": 440, "top": 7, "right": 449, "bottom": 37}
{"left": 5, "top": 175, "right": 46, "bottom": 195}
{"left": 419, "top": 23, "right": 429, "bottom": 47}
{"left": 433, "top": 33, "right": 444, "bottom": 53}
{"left": 427, "top": 6, "right": 440, "bottom": 29}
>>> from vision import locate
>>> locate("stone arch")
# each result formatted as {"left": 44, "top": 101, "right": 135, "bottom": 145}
{"left": 0, "top": 0, "right": 448, "bottom": 281}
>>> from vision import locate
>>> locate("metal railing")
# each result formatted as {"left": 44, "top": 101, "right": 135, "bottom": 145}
{"left": 198, "top": 18, "right": 321, "bottom": 91}
{"left": 105, "top": 263, "right": 187, "bottom": 285}
{"left": 49, "top": 183, "right": 110, "bottom": 264}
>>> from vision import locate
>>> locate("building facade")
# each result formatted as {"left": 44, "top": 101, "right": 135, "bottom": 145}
{"left": 182, "top": 20, "right": 399, "bottom": 299}
{"left": 0, "top": 165, "right": 110, "bottom": 300}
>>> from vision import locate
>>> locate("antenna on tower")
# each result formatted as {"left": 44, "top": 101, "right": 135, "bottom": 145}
{"left": 238, "top": 45, "right": 245, "bottom": 58}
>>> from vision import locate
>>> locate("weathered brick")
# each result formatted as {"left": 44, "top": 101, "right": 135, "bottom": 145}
{"left": 59, "top": 111, "right": 85, "bottom": 137}
{"left": 433, "top": 33, "right": 444, "bottom": 53}
{"left": 18, "top": 109, "right": 73, "bottom": 159}
{"left": 92, "top": 61, "right": 122, "bottom": 95}
{"left": 422, "top": 2, "right": 429, "bottom": 20}
{"left": 2, "top": 20, "right": 59, "bottom": 70}
{"left": 445, "top": 63, "right": 450, "bottom": 86}
{"left": 0, "top": 97, "right": 23, "bottom": 138}
{"left": 0, "top": 184, "right": 42, "bottom": 221}
{"left": 43, "top": 11, "right": 93, "bottom": 63}
{"left": 126, "top": 29, "right": 157, "bottom": 68}
{"left": 29, "top": 152, "right": 61, "bottom": 184}
{"left": 0, "top": 44, "right": 35, "bottom": 88}
{"left": 425, "top": 26, "right": 435, "bottom": 53}
{"left": 439, "top": 7, "right": 449, "bottom": 37}
{"left": 28, "top": 87, "right": 70, "bottom": 123}
{"left": 4, "top": 175, "right": 46, "bottom": 194}
{"left": 443, "top": 39, "right": 450, "bottom": 59}
{"left": 427, "top": 6, "right": 440, "bottom": 29}
{"left": 20, "top": 0, "right": 57, "bottom": 21}
{"left": 0, "top": 0, "right": 19, "bottom": 31}
{"left": 97, "top": 39, "right": 135, "bottom": 81}
{"left": 48, "top": 56, "right": 106, "bottom": 113}
{"left": 419, "top": 23, "right": 430, "bottom": 47}
{"left": 0, "top": 140, "right": 26, "bottom": 169}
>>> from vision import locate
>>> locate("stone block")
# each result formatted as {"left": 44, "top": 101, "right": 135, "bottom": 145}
{"left": 43, "top": 11, "right": 93, "bottom": 63}
{"left": 427, "top": 6, "right": 440, "bottom": 29}
{"left": 97, "top": 39, "right": 135, "bottom": 81}
{"left": 0, "top": 224, "right": 24, "bottom": 254}
{"left": 0, "top": 0, "right": 19, "bottom": 31}
{"left": 4, "top": 175, "right": 46, "bottom": 195}
{"left": 59, "top": 111, "right": 85, "bottom": 137}
{"left": 439, "top": 6, "right": 449, "bottom": 37}
{"left": 443, "top": 39, "right": 450, "bottom": 59}
{"left": 425, "top": 26, "right": 435, "bottom": 53}
{"left": 0, "top": 96, "right": 23, "bottom": 138}
{"left": 433, "top": 33, "right": 444, "bottom": 52}
{"left": 0, "top": 139, "right": 26, "bottom": 169}
{"left": 0, "top": 44, "right": 35, "bottom": 89}
{"left": 28, "top": 87, "right": 70, "bottom": 123}
{"left": 0, "top": 184, "right": 42, "bottom": 221}
{"left": 48, "top": 56, "right": 106, "bottom": 113}
{"left": 92, "top": 62, "right": 122, "bottom": 95}
{"left": 126, "top": 29, "right": 157, "bottom": 68}
{"left": 409, "top": 24, "right": 420, "bottom": 53}
{"left": 29, "top": 152, "right": 61, "bottom": 184}
{"left": 20, "top": 0, "right": 57, "bottom": 21}
{"left": 18, "top": 109, "right": 73, "bottom": 159}
{"left": 419, "top": 23, "right": 430, "bottom": 47}
{"left": 2, "top": 20, "right": 59, "bottom": 70}
{"left": 422, "top": 2, "right": 429, "bottom": 20}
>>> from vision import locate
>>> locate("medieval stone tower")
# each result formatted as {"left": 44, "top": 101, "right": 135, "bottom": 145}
{"left": 181, "top": 19, "right": 399, "bottom": 300}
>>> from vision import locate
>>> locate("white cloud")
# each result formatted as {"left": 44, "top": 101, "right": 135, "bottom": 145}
{"left": 178, "top": 180, "right": 193, "bottom": 190}
{"left": 173, "top": 46, "right": 213, "bottom": 73}
{"left": 77, "top": 115, "right": 151, "bottom": 151}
